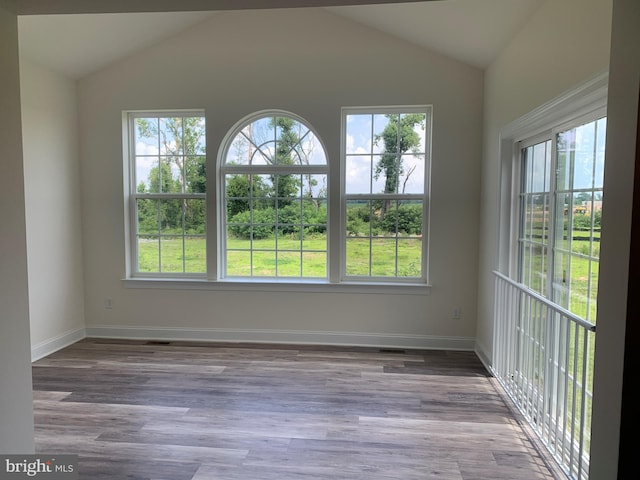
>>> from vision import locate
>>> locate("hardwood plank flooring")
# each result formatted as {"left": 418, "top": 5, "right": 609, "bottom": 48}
{"left": 32, "top": 339, "right": 559, "bottom": 480}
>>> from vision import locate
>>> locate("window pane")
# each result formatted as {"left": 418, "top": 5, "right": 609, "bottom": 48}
{"left": 346, "top": 238, "right": 370, "bottom": 276}
{"left": 277, "top": 251, "right": 301, "bottom": 277}
{"left": 135, "top": 157, "right": 157, "bottom": 193}
{"left": 302, "top": 229, "right": 325, "bottom": 250}
{"left": 569, "top": 258, "right": 589, "bottom": 319}
{"left": 183, "top": 117, "right": 206, "bottom": 155}
{"left": 531, "top": 142, "right": 547, "bottom": 193}
{"left": 400, "top": 113, "right": 427, "bottom": 152}
{"left": 227, "top": 250, "right": 251, "bottom": 276}
{"left": 399, "top": 154, "right": 425, "bottom": 194}
{"left": 184, "top": 237, "right": 206, "bottom": 273}
{"left": 556, "top": 132, "right": 573, "bottom": 191}
{"left": 137, "top": 236, "right": 159, "bottom": 272}
{"left": 135, "top": 118, "right": 159, "bottom": 155}
{"left": 397, "top": 238, "right": 422, "bottom": 277}
{"left": 345, "top": 156, "right": 372, "bottom": 194}
{"left": 371, "top": 155, "right": 389, "bottom": 194}
{"left": 297, "top": 131, "right": 326, "bottom": 165}
{"left": 373, "top": 114, "right": 392, "bottom": 154}
{"left": 159, "top": 199, "right": 183, "bottom": 233}
{"left": 252, "top": 250, "right": 276, "bottom": 276}
{"left": 159, "top": 118, "right": 183, "bottom": 155}
{"left": 303, "top": 251, "right": 326, "bottom": 277}
{"left": 555, "top": 192, "right": 571, "bottom": 251}
{"left": 137, "top": 199, "right": 158, "bottom": 234}
{"left": 346, "top": 114, "right": 373, "bottom": 154}
{"left": 185, "top": 199, "right": 206, "bottom": 235}
{"left": 304, "top": 174, "right": 327, "bottom": 199}
{"left": 572, "top": 121, "right": 596, "bottom": 190}
{"left": 185, "top": 156, "right": 206, "bottom": 193}
{"left": 278, "top": 231, "right": 301, "bottom": 251}
{"left": 160, "top": 236, "right": 184, "bottom": 273}
{"left": 371, "top": 238, "right": 397, "bottom": 276}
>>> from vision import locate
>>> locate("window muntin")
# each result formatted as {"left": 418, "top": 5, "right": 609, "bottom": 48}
{"left": 518, "top": 116, "right": 605, "bottom": 323}
{"left": 342, "top": 107, "right": 430, "bottom": 281}
{"left": 129, "top": 112, "right": 206, "bottom": 275}
{"left": 220, "top": 112, "right": 328, "bottom": 278}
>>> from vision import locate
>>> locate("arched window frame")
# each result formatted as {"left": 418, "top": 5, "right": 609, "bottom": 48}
{"left": 218, "top": 110, "right": 329, "bottom": 279}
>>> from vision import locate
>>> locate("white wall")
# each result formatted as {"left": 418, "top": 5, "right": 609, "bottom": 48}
{"left": 590, "top": 0, "right": 639, "bottom": 477}
{"left": 20, "top": 58, "right": 86, "bottom": 360}
{"left": 476, "top": 0, "right": 613, "bottom": 360}
{"left": 0, "top": 0, "right": 35, "bottom": 453}
{"left": 77, "top": 8, "right": 483, "bottom": 348}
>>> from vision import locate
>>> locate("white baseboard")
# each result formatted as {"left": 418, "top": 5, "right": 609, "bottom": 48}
{"left": 474, "top": 341, "right": 493, "bottom": 372}
{"left": 31, "top": 327, "right": 86, "bottom": 362}
{"left": 85, "top": 325, "right": 476, "bottom": 351}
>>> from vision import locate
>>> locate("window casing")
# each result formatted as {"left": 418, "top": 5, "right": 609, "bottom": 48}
{"left": 127, "top": 111, "right": 206, "bottom": 277}
{"left": 342, "top": 106, "right": 431, "bottom": 283}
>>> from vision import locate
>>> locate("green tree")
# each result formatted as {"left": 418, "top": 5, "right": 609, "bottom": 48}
{"left": 271, "top": 117, "right": 300, "bottom": 204}
{"left": 374, "top": 113, "right": 425, "bottom": 215}
{"left": 225, "top": 174, "right": 269, "bottom": 218}
{"left": 136, "top": 116, "right": 206, "bottom": 234}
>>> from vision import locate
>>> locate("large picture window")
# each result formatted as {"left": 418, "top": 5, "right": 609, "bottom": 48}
{"left": 128, "top": 112, "right": 206, "bottom": 275}
{"left": 125, "top": 107, "right": 430, "bottom": 289}
{"left": 220, "top": 111, "right": 328, "bottom": 278}
{"left": 342, "top": 107, "right": 430, "bottom": 281}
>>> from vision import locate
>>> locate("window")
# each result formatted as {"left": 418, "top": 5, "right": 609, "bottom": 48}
{"left": 220, "top": 111, "right": 328, "bottom": 278}
{"left": 128, "top": 112, "right": 206, "bottom": 275}
{"left": 125, "top": 107, "right": 431, "bottom": 290}
{"left": 518, "top": 115, "right": 606, "bottom": 321}
{"left": 342, "top": 107, "right": 430, "bottom": 281}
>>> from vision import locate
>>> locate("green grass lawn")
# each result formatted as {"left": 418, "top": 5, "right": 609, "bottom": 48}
{"left": 138, "top": 234, "right": 423, "bottom": 278}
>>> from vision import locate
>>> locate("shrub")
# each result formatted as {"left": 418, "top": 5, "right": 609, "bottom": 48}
{"left": 228, "top": 208, "right": 275, "bottom": 239}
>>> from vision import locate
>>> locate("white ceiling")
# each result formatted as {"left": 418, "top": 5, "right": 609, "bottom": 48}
{"left": 18, "top": 0, "right": 544, "bottom": 80}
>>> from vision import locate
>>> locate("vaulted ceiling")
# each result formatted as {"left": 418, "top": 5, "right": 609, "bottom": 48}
{"left": 17, "top": 0, "right": 543, "bottom": 79}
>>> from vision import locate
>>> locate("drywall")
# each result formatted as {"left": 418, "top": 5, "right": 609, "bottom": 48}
{"left": 477, "top": 0, "right": 613, "bottom": 360}
{"left": 0, "top": 0, "right": 35, "bottom": 453}
{"left": 590, "top": 0, "right": 639, "bottom": 477}
{"left": 20, "top": 58, "right": 86, "bottom": 359}
{"left": 77, "top": 8, "right": 483, "bottom": 347}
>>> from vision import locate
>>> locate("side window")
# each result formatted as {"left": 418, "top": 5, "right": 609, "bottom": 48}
{"left": 342, "top": 107, "right": 430, "bottom": 281}
{"left": 518, "top": 116, "right": 606, "bottom": 322}
{"left": 128, "top": 112, "right": 206, "bottom": 275}
{"left": 220, "top": 111, "right": 328, "bottom": 278}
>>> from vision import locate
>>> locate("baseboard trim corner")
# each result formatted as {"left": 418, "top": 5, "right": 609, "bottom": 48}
{"left": 31, "top": 327, "right": 86, "bottom": 362}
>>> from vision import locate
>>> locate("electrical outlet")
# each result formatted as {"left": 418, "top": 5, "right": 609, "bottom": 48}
{"left": 105, "top": 298, "right": 113, "bottom": 309}
{"left": 453, "top": 307, "right": 461, "bottom": 319}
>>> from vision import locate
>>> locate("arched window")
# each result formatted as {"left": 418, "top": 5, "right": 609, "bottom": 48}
{"left": 219, "top": 111, "right": 328, "bottom": 278}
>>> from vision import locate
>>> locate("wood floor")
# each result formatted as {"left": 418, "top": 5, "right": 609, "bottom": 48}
{"left": 32, "top": 339, "right": 558, "bottom": 480}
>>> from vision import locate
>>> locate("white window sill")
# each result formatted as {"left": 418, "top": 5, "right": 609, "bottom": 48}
{"left": 122, "top": 277, "right": 431, "bottom": 295}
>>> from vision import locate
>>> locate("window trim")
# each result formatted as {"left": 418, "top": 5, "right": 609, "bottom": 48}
{"left": 340, "top": 105, "right": 432, "bottom": 284}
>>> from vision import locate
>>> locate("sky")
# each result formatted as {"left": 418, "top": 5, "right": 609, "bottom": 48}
{"left": 133, "top": 113, "right": 430, "bottom": 196}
